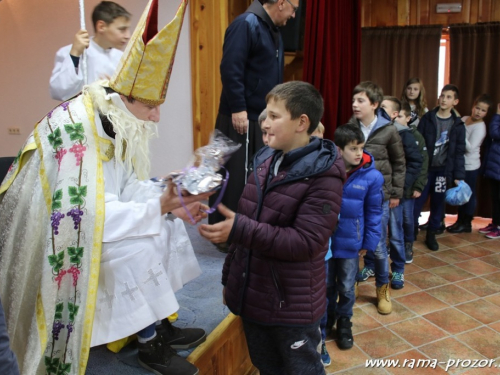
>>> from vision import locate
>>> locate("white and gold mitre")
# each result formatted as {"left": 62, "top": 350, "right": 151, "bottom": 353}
{"left": 109, "top": 0, "right": 187, "bottom": 105}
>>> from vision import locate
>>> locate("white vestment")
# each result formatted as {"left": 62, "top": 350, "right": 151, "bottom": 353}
{"left": 50, "top": 39, "right": 123, "bottom": 101}
{"left": 90, "top": 116, "right": 201, "bottom": 346}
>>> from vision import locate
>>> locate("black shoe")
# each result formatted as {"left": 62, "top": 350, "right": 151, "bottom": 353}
{"left": 404, "top": 242, "right": 413, "bottom": 264}
{"left": 425, "top": 231, "right": 439, "bottom": 251}
{"left": 326, "top": 313, "right": 336, "bottom": 336}
{"left": 447, "top": 217, "right": 462, "bottom": 232}
{"left": 419, "top": 221, "right": 429, "bottom": 231}
{"left": 336, "top": 317, "right": 353, "bottom": 350}
{"left": 138, "top": 333, "right": 199, "bottom": 375}
{"left": 156, "top": 319, "right": 206, "bottom": 350}
{"left": 447, "top": 222, "right": 472, "bottom": 233}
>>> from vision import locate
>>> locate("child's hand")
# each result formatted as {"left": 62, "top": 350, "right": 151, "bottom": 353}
{"left": 70, "top": 30, "right": 90, "bottom": 57}
{"left": 412, "top": 190, "right": 422, "bottom": 198}
{"left": 389, "top": 198, "right": 400, "bottom": 208}
{"left": 198, "top": 204, "right": 235, "bottom": 243}
{"left": 358, "top": 249, "right": 367, "bottom": 257}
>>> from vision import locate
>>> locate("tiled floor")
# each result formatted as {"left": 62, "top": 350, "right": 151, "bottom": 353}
{"left": 325, "top": 215, "right": 500, "bottom": 374}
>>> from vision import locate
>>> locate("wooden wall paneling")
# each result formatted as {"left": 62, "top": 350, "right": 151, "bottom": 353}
{"left": 228, "top": 0, "right": 251, "bottom": 23}
{"left": 470, "top": 0, "right": 480, "bottom": 23}
{"left": 418, "top": 0, "right": 431, "bottom": 25}
{"left": 492, "top": 0, "right": 500, "bottom": 21}
{"left": 477, "top": 0, "right": 492, "bottom": 22}
{"left": 429, "top": 0, "right": 471, "bottom": 25}
{"left": 361, "top": 0, "right": 373, "bottom": 27}
{"left": 409, "top": 0, "right": 418, "bottom": 24}
{"left": 398, "top": 0, "right": 410, "bottom": 25}
{"left": 190, "top": 0, "right": 228, "bottom": 150}
{"left": 371, "top": 0, "right": 399, "bottom": 26}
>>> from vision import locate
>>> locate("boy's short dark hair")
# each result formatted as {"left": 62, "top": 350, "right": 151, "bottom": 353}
{"left": 473, "top": 94, "right": 493, "bottom": 109}
{"left": 400, "top": 101, "right": 411, "bottom": 117}
{"left": 334, "top": 123, "right": 365, "bottom": 149}
{"left": 353, "top": 81, "right": 384, "bottom": 109}
{"left": 266, "top": 81, "right": 324, "bottom": 135}
{"left": 441, "top": 84, "right": 460, "bottom": 100}
{"left": 92, "top": 1, "right": 131, "bottom": 30}
{"left": 383, "top": 96, "right": 401, "bottom": 112}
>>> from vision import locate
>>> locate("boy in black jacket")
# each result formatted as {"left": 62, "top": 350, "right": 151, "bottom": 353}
{"left": 414, "top": 84, "right": 466, "bottom": 251}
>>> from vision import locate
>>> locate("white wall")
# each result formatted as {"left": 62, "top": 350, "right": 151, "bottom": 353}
{"left": 0, "top": 0, "right": 194, "bottom": 176}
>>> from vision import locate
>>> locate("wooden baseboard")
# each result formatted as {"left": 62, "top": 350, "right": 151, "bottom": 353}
{"left": 187, "top": 313, "right": 257, "bottom": 375}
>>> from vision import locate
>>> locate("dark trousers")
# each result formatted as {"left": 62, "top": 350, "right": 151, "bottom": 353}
{"left": 0, "top": 298, "right": 19, "bottom": 375}
{"left": 491, "top": 179, "right": 500, "bottom": 226}
{"left": 458, "top": 169, "right": 480, "bottom": 217}
{"left": 209, "top": 113, "right": 264, "bottom": 225}
{"left": 242, "top": 319, "right": 324, "bottom": 375}
{"left": 414, "top": 170, "right": 447, "bottom": 232}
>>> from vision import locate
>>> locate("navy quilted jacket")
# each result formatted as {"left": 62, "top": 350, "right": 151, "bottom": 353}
{"left": 222, "top": 138, "right": 345, "bottom": 326}
{"left": 485, "top": 114, "right": 500, "bottom": 181}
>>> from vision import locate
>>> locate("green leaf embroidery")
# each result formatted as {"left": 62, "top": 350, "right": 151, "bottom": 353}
{"left": 48, "top": 128, "right": 63, "bottom": 150}
{"left": 52, "top": 189, "right": 63, "bottom": 211}
{"left": 68, "top": 185, "right": 87, "bottom": 206}
{"left": 68, "top": 302, "right": 79, "bottom": 322}
{"left": 48, "top": 251, "right": 65, "bottom": 273}
{"left": 68, "top": 247, "right": 84, "bottom": 264}
{"left": 64, "top": 123, "right": 85, "bottom": 142}
{"left": 54, "top": 303, "right": 64, "bottom": 320}
{"left": 45, "top": 356, "right": 60, "bottom": 374}
{"left": 57, "top": 362, "right": 72, "bottom": 375}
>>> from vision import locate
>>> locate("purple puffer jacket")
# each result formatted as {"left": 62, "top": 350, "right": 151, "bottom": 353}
{"left": 222, "top": 138, "right": 345, "bottom": 326}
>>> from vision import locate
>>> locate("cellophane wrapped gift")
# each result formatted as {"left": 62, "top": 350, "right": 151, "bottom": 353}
{"left": 172, "top": 129, "right": 241, "bottom": 195}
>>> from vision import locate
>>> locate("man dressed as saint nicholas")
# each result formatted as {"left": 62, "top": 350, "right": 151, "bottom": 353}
{"left": 0, "top": 1, "right": 208, "bottom": 374}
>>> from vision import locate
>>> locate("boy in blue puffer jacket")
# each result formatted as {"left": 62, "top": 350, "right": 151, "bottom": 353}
{"left": 327, "top": 124, "right": 384, "bottom": 350}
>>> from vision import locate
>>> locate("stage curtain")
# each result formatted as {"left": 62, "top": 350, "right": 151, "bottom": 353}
{"left": 361, "top": 25, "right": 442, "bottom": 106}
{"left": 450, "top": 22, "right": 500, "bottom": 218}
{"left": 302, "top": 0, "right": 361, "bottom": 140}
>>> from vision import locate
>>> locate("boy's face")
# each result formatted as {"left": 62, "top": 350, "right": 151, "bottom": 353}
{"left": 406, "top": 83, "right": 421, "bottom": 102}
{"left": 263, "top": 99, "right": 306, "bottom": 153}
{"left": 380, "top": 100, "right": 398, "bottom": 120}
{"left": 352, "top": 92, "right": 377, "bottom": 124}
{"left": 471, "top": 102, "right": 489, "bottom": 122}
{"left": 98, "top": 16, "right": 131, "bottom": 50}
{"left": 340, "top": 141, "right": 364, "bottom": 169}
{"left": 396, "top": 111, "right": 411, "bottom": 126}
{"left": 261, "top": 124, "right": 269, "bottom": 146}
{"left": 438, "top": 90, "right": 459, "bottom": 111}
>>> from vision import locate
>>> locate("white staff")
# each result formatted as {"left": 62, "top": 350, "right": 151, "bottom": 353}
{"left": 79, "top": 0, "right": 88, "bottom": 85}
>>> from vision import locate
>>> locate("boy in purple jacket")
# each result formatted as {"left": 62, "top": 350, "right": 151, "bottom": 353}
{"left": 199, "top": 81, "right": 345, "bottom": 374}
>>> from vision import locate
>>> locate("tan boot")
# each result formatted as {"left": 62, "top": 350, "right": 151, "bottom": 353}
{"left": 376, "top": 283, "right": 392, "bottom": 314}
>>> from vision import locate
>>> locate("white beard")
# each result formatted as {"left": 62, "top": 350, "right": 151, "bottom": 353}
{"left": 84, "top": 81, "right": 158, "bottom": 180}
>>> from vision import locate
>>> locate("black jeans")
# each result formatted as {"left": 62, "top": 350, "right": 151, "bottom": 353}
{"left": 242, "top": 319, "right": 324, "bottom": 375}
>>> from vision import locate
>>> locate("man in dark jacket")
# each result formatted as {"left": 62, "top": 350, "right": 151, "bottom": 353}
{"left": 414, "top": 84, "right": 466, "bottom": 251}
{"left": 199, "top": 82, "right": 344, "bottom": 374}
{"left": 209, "top": 0, "right": 297, "bottom": 249}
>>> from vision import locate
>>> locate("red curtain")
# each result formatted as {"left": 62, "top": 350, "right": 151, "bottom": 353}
{"left": 302, "top": 0, "right": 361, "bottom": 140}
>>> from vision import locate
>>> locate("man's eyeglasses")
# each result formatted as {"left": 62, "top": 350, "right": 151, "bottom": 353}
{"left": 285, "top": 0, "right": 299, "bottom": 13}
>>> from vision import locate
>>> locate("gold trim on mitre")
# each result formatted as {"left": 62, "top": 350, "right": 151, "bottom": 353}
{"left": 109, "top": 0, "right": 187, "bottom": 106}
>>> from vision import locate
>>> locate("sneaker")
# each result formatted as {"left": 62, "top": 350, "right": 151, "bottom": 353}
{"left": 404, "top": 243, "right": 413, "bottom": 264}
{"left": 320, "top": 342, "right": 331, "bottom": 366}
{"left": 485, "top": 227, "right": 500, "bottom": 239}
{"left": 357, "top": 267, "right": 375, "bottom": 282}
{"left": 479, "top": 223, "right": 497, "bottom": 234}
{"left": 156, "top": 319, "right": 206, "bottom": 350}
{"left": 336, "top": 317, "right": 353, "bottom": 350}
{"left": 138, "top": 333, "right": 199, "bottom": 375}
{"left": 391, "top": 271, "right": 405, "bottom": 290}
